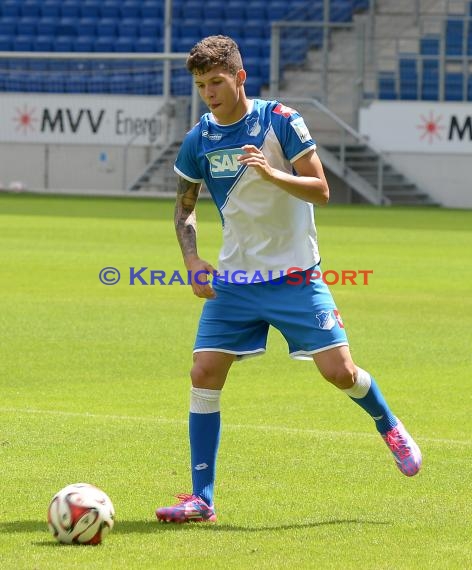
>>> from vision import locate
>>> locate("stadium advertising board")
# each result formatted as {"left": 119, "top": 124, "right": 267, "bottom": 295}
{"left": 359, "top": 102, "right": 472, "bottom": 154}
{"left": 0, "top": 94, "right": 170, "bottom": 146}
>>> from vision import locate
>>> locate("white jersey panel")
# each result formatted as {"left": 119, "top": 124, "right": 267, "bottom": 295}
{"left": 219, "top": 125, "right": 319, "bottom": 279}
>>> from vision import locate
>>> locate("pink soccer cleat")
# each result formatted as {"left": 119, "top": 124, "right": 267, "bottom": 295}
{"left": 156, "top": 494, "right": 217, "bottom": 523}
{"left": 382, "top": 419, "right": 422, "bottom": 476}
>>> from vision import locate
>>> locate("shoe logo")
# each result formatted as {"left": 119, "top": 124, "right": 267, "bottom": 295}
{"left": 315, "top": 310, "right": 336, "bottom": 330}
{"left": 194, "top": 463, "right": 208, "bottom": 471}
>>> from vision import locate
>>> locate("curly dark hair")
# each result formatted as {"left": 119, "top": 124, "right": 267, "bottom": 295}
{"left": 186, "top": 35, "right": 243, "bottom": 75}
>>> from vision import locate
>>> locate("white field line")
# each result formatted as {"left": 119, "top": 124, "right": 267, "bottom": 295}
{"left": 0, "top": 407, "right": 470, "bottom": 447}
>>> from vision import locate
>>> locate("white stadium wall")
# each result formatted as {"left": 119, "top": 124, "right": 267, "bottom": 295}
{"left": 0, "top": 93, "right": 187, "bottom": 193}
{"left": 359, "top": 101, "right": 472, "bottom": 209}
{"left": 0, "top": 142, "right": 147, "bottom": 193}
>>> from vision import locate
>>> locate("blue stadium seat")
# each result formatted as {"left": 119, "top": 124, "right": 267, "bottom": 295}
{"left": 243, "top": 57, "right": 260, "bottom": 76}
{"left": 423, "top": 58, "right": 439, "bottom": 74}
{"left": 148, "top": 73, "right": 164, "bottom": 95}
{"left": 178, "top": 19, "right": 202, "bottom": 39}
{"left": 118, "top": 18, "right": 140, "bottom": 38}
{"left": 29, "top": 58, "right": 49, "bottom": 71}
{"left": 266, "top": 1, "right": 288, "bottom": 21}
{"left": 240, "top": 38, "right": 262, "bottom": 58}
{"left": 222, "top": 21, "right": 245, "bottom": 41}
{"left": 34, "top": 35, "right": 55, "bottom": 51}
{"left": 78, "top": 18, "right": 97, "bottom": 37}
{"left": 2, "top": 1, "right": 21, "bottom": 18}
{"left": 378, "top": 71, "right": 397, "bottom": 100}
{"left": 61, "top": 1, "right": 81, "bottom": 19}
{"left": 41, "top": 1, "right": 61, "bottom": 19}
{"left": 64, "top": 75, "right": 88, "bottom": 93}
{"left": 100, "top": 1, "right": 121, "bottom": 19}
{"left": 0, "top": 35, "right": 12, "bottom": 50}
{"left": 201, "top": 19, "right": 223, "bottom": 36}
{"left": 244, "top": 76, "right": 262, "bottom": 95}
{"left": 37, "top": 17, "right": 58, "bottom": 36}
{"left": 246, "top": 1, "right": 266, "bottom": 18}
{"left": 87, "top": 75, "right": 109, "bottom": 93}
{"left": 174, "top": 35, "right": 198, "bottom": 53}
{"left": 242, "top": 20, "right": 269, "bottom": 39}
{"left": 13, "top": 35, "right": 34, "bottom": 50}
{"left": 49, "top": 59, "right": 69, "bottom": 71}
{"left": 74, "top": 35, "right": 95, "bottom": 52}
{"left": 140, "top": 18, "right": 161, "bottom": 38}
{"left": 171, "top": 73, "right": 192, "bottom": 95}
{"left": 121, "top": 1, "right": 141, "bottom": 19}
{"left": 420, "top": 36, "right": 440, "bottom": 56}
{"left": 7, "top": 57, "right": 27, "bottom": 70}
{"left": 54, "top": 35, "right": 75, "bottom": 51}
{"left": 468, "top": 74, "right": 472, "bottom": 100}
{"left": 0, "top": 18, "right": 17, "bottom": 35}
{"left": 330, "top": 0, "right": 353, "bottom": 22}
{"left": 141, "top": 1, "right": 164, "bottom": 19}
{"left": 205, "top": 0, "right": 224, "bottom": 14}
{"left": 94, "top": 36, "right": 115, "bottom": 52}
{"left": 224, "top": 1, "right": 246, "bottom": 21}
{"left": 110, "top": 73, "right": 132, "bottom": 93}
{"left": 97, "top": 18, "right": 117, "bottom": 37}
{"left": 445, "top": 18, "right": 464, "bottom": 56}
{"left": 57, "top": 17, "right": 78, "bottom": 36}
{"left": 21, "top": 1, "right": 42, "bottom": 18}
{"left": 16, "top": 16, "right": 38, "bottom": 36}
{"left": 80, "top": 1, "right": 101, "bottom": 19}
{"left": 5, "top": 72, "right": 30, "bottom": 92}
{"left": 114, "top": 36, "right": 135, "bottom": 52}
{"left": 182, "top": 2, "right": 204, "bottom": 20}
{"left": 445, "top": 72, "right": 464, "bottom": 100}
{"left": 135, "top": 37, "right": 158, "bottom": 52}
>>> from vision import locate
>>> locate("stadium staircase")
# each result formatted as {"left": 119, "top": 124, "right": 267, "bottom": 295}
{"left": 321, "top": 143, "right": 439, "bottom": 205}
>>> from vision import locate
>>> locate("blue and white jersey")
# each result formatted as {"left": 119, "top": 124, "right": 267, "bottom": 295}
{"left": 174, "top": 99, "right": 320, "bottom": 280}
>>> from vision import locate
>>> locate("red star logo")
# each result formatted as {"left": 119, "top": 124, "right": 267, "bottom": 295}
{"left": 417, "top": 111, "right": 446, "bottom": 144}
{"left": 13, "top": 105, "right": 38, "bottom": 134}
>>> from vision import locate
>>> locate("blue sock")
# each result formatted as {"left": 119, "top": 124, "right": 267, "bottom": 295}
{"left": 189, "top": 388, "right": 221, "bottom": 506}
{"left": 344, "top": 368, "right": 397, "bottom": 434}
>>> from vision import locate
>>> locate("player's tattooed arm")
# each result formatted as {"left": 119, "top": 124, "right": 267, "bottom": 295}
{"left": 174, "top": 176, "right": 201, "bottom": 264}
{"left": 174, "top": 177, "right": 217, "bottom": 299}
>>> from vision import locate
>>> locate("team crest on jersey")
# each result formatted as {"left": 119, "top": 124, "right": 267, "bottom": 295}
{"left": 273, "top": 103, "right": 296, "bottom": 118}
{"left": 245, "top": 115, "right": 261, "bottom": 136}
{"left": 315, "top": 310, "right": 336, "bottom": 330}
{"left": 206, "top": 147, "right": 244, "bottom": 178}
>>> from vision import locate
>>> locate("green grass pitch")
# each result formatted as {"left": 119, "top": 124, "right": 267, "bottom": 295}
{"left": 0, "top": 193, "right": 471, "bottom": 569}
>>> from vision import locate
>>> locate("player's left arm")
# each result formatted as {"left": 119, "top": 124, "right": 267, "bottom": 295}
{"left": 237, "top": 145, "right": 329, "bottom": 205}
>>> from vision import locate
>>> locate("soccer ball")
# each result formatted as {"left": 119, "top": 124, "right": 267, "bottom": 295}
{"left": 47, "top": 483, "right": 115, "bottom": 545}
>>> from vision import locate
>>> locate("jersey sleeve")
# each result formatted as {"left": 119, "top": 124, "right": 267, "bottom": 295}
{"left": 174, "top": 127, "right": 204, "bottom": 183}
{"left": 271, "top": 102, "right": 317, "bottom": 164}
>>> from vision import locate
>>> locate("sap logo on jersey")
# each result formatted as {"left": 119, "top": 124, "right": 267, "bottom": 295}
{"left": 206, "top": 148, "right": 245, "bottom": 178}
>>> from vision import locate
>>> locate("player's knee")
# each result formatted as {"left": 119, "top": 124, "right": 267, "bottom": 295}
{"left": 320, "top": 364, "right": 356, "bottom": 389}
{"left": 190, "top": 361, "right": 224, "bottom": 389}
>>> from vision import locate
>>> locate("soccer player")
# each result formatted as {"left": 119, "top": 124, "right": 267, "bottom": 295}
{"left": 156, "top": 36, "right": 422, "bottom": 523}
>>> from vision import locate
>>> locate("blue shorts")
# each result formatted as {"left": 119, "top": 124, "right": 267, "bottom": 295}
{"left": 194, "top": 267, "right": 349, "bottom": 360}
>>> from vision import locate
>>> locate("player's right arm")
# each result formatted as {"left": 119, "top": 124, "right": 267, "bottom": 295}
{"left": 174, "top": 176, "right": 216, "bottom": 299}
